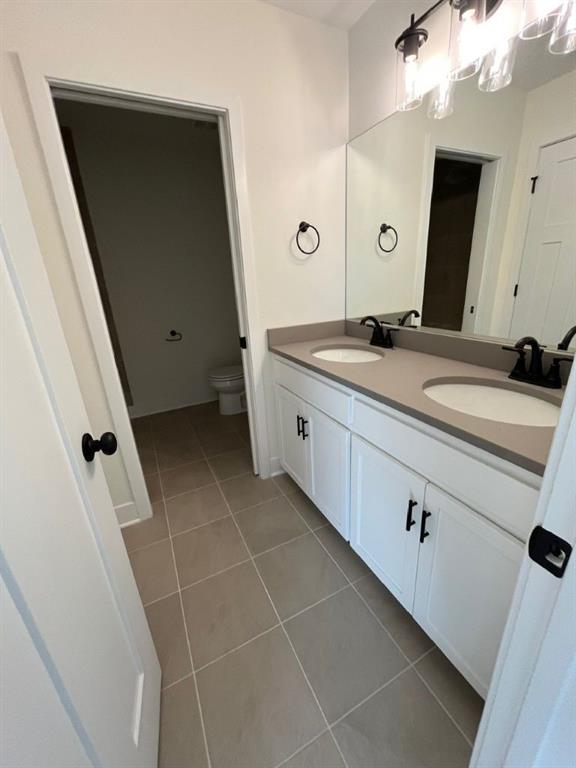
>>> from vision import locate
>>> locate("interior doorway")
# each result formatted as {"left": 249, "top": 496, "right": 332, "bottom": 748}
{"left": 422, "top": 156, "right": 483, "bottom": 331}
{"left": 51, "top": 89, "right": 259, "bottom": 522}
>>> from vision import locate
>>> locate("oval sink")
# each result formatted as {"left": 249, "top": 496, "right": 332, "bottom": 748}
{"left": 424, "top": 379, "right": 560, "bottom": 427}
{"left": 312, "top": 346, "right": 383, "bottom": 363}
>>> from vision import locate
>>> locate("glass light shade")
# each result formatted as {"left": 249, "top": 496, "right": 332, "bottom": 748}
{"left": 427, "top": 79, "right": 455, "bottom": 119}
{"left": 448, "top": 0, "right": 486, "bottom": 81}
{"left": 396, "top": 51, "right": 423, "bottom": 111}
{"left": 549, "top": 0, "right": 576, "bottom": 53}
{"left": 520, "top": 0, "right": 562, "bottom": 39}
{"left": 478, "top": 36, "right": 518, "bottom": 91}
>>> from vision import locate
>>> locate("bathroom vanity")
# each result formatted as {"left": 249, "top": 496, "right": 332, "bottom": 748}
{"left": 269, "top": 333, "right": 562, "bottom": 699}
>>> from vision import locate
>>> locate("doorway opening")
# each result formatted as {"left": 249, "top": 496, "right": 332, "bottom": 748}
{"left": 421, "top": 151, "right": 498, "bottom": 334}
{"left": 52, "top": 90, "right": 257, "bottom": 518}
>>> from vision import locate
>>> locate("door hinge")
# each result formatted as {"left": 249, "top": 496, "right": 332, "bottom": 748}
{"left": 530, "top": 175, "right": 539, "bottom": 194}
{"left": 513, "top": 283, "right": 519, "bottom": 297}
{"left": 528, "top": 526, "right": 572, "bottom": 578}
{"left": 239, "top": 336, "right": 247, "bottom": 349}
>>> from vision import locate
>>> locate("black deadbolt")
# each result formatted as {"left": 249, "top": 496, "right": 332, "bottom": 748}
{"left": 82, "top": 432, "right": 118, "bottom": 462}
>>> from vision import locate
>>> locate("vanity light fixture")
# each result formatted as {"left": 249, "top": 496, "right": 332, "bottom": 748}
{"left": 448, "top": 0, "right": 486, "bottom": 80}
{"left": 395, "top": 15, "right": 428, "bottom": 110}
{"left": 520, "top": 0, "right": 562, "bottom": 39}
{"left": 549, "top": 0, "right": 576, "bottom": 53}
{"left": 478, "top": 35, "right": 518, "bottom": 91}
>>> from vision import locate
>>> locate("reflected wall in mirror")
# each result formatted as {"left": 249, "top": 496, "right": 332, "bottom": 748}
{"left": 347, "top": 35, "right": 576, "bottom": 350}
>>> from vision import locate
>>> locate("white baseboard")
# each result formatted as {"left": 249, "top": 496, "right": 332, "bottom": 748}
{"left": 116, "top": 501, "right": 139, "bottom": 527}
{"left": 269, "top": 456, "right": 283, "bottom": 477}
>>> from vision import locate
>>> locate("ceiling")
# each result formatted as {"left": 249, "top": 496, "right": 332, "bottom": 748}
{"left": 262, "top": 0, "right": 375, "bottom": 29}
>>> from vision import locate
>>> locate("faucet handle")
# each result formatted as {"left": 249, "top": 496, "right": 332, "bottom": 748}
{"left": 544, "top": 356, "right": 572, "bottom": 389}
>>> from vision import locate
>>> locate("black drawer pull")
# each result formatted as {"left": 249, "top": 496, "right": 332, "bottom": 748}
{"left": 297, "top": 415, "right": 303, "bottom": 437}
{"left": 420, "top": 510, "right": 432, "bottom": 543}
{"left": 301, "top": 419, "right": 309, "bottom": 440}
{"left": 406, "top": 499, "right": 418, "bottom": 531}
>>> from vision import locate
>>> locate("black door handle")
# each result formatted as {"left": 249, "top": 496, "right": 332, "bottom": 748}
{"left": 82, "top": 432, "right": 118, "bottom": 462}
{"left": 301, "top": 419, "right": 309, "bottom": 440}
{"left": 419, "top": 509, "right": 432, "bottom": 544}
{"left": 297, "top": 415, "right": 303, "bottom": 437}
{"left": 406, "top": 499, "right": 418, "bottom": 531}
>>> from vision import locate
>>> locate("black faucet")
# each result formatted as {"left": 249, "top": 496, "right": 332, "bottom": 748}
{"left": 558, "top": 325, "right": 576, "bottom": 351}
{"left": 360, "top": 316, "right": 398, "bottom": 349}
{"left": 397, "top": 309, "right": 421, "bottom": 327}
{"left": 503, "top": 336, "right": 571, "bottom": 389}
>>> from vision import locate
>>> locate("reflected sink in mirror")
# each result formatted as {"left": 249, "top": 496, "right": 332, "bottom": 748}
{"left": 424, "top": 378, "right": 560, "bottom": 427}
{"left": 312, "top": 346, "right": 384, "bottom": 363}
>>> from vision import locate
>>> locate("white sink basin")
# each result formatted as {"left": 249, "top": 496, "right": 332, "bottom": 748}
{"left": 312, "top": 346, "right": 383, "bottom": 363}
{"left": 424, "top": 380, "right": 560, "bottom": 427}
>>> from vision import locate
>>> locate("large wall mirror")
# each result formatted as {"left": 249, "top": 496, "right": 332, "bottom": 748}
{"left": 346, "top": 34, "right": 576, "bottom": 351}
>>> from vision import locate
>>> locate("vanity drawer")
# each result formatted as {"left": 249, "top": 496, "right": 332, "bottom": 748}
{"left": 352, "top": 398, "right": 539, "bottom": 541}
{"left": 274, "top": 359, "right": 351, "bottom": 425}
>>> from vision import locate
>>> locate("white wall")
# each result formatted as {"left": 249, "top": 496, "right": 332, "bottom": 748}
{"left": 56, "top": 99, "right": 241, "bottom": 417}
{"left": 0, "top": 0, "right": 348, "bottom": 504}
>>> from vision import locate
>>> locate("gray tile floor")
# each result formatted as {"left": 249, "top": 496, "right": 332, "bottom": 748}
{"left": 125, "top": 403, "right": 483, "bottom": 768}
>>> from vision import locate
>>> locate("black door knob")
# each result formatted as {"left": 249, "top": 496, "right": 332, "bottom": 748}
{"left": 82, "top": 431, "right": 118, "bottom": 462}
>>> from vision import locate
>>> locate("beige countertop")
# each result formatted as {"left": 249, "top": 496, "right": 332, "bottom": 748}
{"left": 270, "top": 335, "right": 563, "bottom": 476}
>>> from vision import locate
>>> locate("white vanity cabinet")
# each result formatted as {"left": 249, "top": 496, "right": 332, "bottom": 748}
{"left": 413, "top": 485, "right": 524, "bottom": 697}
{"left": 273, "top": 356, "right": 539, "bottom": 697}
{"left": 276, "top": 384, "right": 309, "bottom": 489}
{"left": 350, "top": 436, "right": 425, "bottom": 612}
{"left": 276, "top": 382, "right": 350, "bottom": 537}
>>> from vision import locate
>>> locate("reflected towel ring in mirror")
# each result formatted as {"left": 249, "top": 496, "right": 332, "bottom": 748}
{"left": 378, "top": 223, "right": 399, "bottom": 253}
{"left": 296, "top": 221, "right": 320, "bottom": 255}
{"left": 166, "top": 329, "right": 183, "bottom": 342}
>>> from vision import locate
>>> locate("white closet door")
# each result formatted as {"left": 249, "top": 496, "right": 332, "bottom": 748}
{"left": 414, "top": 485, "right": 523, "bottom": 698}
{"left": 510, "top": 136, "right": 576, "bottom": 345}
{"left": 350, "top": 436, "right": 425, "bottom": 611}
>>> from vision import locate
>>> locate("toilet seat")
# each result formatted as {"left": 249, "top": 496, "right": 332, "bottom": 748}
{"left": 209, "top": 365, "right": 243, "bottom": 381}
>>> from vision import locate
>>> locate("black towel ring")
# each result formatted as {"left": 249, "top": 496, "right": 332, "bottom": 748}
{"left": 296, "top": 221, "right": 320, "bottom": 255}
{"left": 378, "top": 223, "right": 398, "bottom": 253}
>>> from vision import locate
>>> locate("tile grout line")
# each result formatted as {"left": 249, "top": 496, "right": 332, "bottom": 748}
{"left": 272, "top": 728, "right": 332, "bottom": 768}
{"left": 273, "top": 479, "right": 475, "bottom": 750}
{"left": 156, "top": 446, "right": 213, "bottom": 768}
{"left": 194, "top": 623, "right": 281, "bottom": 673}
{"left": 217, "top": 479, "right": 352, "bottom": 768}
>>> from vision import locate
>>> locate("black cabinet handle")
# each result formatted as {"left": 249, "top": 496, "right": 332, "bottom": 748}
{"left": 82, "top": 432, "right": 118, "bottom": 462}
{"left": 406, "top": 499, "right": 418, "bottom": 531}
{"left": 301, "top": 419, "right": 309, "bottom": 440}
{"left": 297, "top": 415, "right": 303, "bottom": 437}
{"left": 419, "top": 509, "right": 432, "bottom": 544}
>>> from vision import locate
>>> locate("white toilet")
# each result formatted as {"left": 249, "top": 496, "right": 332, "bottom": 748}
{"left": 208, "top": 364, "right": 246, "bottom": 415}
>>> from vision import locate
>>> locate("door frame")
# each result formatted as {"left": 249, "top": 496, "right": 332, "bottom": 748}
{"left": 18, "top": 55, "right": 271, "bottom": 523}
{"left": 414, "top": 139, "right": 503, "bottom": 335}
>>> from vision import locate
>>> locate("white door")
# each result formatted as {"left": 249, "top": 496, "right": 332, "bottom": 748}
{"left": 472, "top": 367, "right": 576, "bottom": 768}
{"left": 1, "top": 116, "right": 160, "bottom": 768}
{"left": 414, "top": 485, "right": 523, "bottom": 698}
{"left": 307, "top": 404, "right": 350, "bottom": 538}
{"left": 350, "top": 436, "right": 425, "bottom": 611}
{"left": 510, "top": 136, "right": 576, "bottom": 345}
{"left": 276, "top": 385, "right": 309, "bottom": 490}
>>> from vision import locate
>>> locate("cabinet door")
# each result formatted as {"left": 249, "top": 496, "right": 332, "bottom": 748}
{"left": 350, "top": 436, "right": 425, "bottom": 612}
{"left": 306, "top": 404, "right": 350, "bottom": 538}
{"left": 414, "top": 485, "right": 523, "bottom": 698}
{"left": 276, "top": 385, "right": 308, "bottom": 489}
